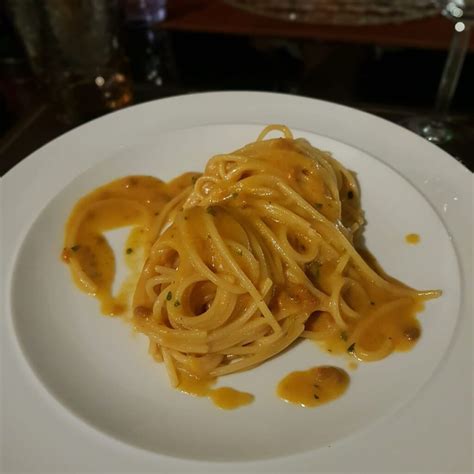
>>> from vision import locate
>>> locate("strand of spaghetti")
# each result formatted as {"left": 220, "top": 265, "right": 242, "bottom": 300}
{"left": 207, "top": 278, "right": 273, "bottom": 343}
{"left": 339, "top": 278, "right": 370, "bottom": 319}
{"left": 210, "top": 317, "right": 305, "bottom": 377}
{"left": 178, "top": 214, "right": 247, "bottom": 294}
{"left": 203, "top": 211, "right": 282, "bottom": 335}
{"left": 148, "top": 186, "right": 193, "bottom": 245}
{"left": 275, "top": 179, "right": 422, "bottom": 297}
{"left": 162, "top": 348, "right": 179, "bottom": 387}
{"left": 257, "top": 124, "right": 293, "bottom": 141}
{"left": 252, "top": 218, "right": 328, "bottom": 304}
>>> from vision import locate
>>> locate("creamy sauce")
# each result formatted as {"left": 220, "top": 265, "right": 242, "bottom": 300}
{"left": 305, "top": 248, "right": 426, "bottom": 360}
{"left": 277, "top": 366, "right": 349, "bottom": 407}
{"left": 209, "top": 387, "right": 255, "bottom": 410}
{"left": 61, "top": 173, "right": 199, "bottom": 315}
{"left": 405, "top": 233, "right": 421, "bottom": 244}
{"left": 177, "top": 371, "right": 254, "bottom": 410}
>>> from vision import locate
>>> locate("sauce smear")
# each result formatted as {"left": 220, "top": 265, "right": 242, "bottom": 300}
{"left": 277, "top": 366, "right": 349, "bottom": 407}
{"left": 209, "top": 387, "right": 254, "bottom": 410}
{"left": 61, "top": 173, "right": 199, "bottom": 315}
{"left": 178, "top": 371, "right": 254, "bottom": 410}
{"left": 405, "top": 233, "right": 420, "bottom": 244}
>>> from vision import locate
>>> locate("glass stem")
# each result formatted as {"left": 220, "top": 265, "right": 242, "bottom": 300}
{"left": 435, "top": 22, "right": 471, "bottom": 118}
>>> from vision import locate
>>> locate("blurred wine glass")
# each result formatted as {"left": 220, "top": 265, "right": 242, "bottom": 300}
{"left": 224, "top": 0, "right": 438, "bottom": 25}
{"left": 403, "top": 0, "right": 474, "bottom": 144}
{"left": 7, "top": 0, "right": 133, "bottom": 125}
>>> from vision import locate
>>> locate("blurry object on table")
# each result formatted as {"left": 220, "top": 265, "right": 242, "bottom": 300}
{"left": 402, "top": 0, "right": 474, "bottom": 144}
{"left": 0, "top": 5, "right": 37, "bottom": 135}
{"left": 120, "top": 0, "right": 177, "bottom": 87}
{"left": 7, "top": 0, "right": 133, "bottom": 125}
{"left": 224, "top": 0, "right": 438, "bottom": 25}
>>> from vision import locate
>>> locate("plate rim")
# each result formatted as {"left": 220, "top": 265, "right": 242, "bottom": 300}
{"left": 2, "top": 91, "right": 472, "bottom": 472}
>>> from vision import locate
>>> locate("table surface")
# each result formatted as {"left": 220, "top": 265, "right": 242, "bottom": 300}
{"left": 163, "top": 0, "right": 474, "bottom": 50}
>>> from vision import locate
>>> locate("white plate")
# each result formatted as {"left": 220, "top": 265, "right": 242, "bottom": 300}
{"left": 2, "top": 92, "right": 472, "bottom": 472}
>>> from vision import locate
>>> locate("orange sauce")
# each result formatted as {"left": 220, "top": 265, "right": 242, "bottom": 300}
{"left": 405, "top": 233, "right": 421, "bottom": 244}
{"left": 61, "top": 173, "right": 199, "bottom": 315}
{"left": 177, "top": 371, "right": 254, "bottom": 410}
{"left": 209, "top": 387, "right": 255, "bottom": 410}
{"left": 277, "top": 366, "right": 349, "bottom": 407}
{"left": 305, "top": 248, "right": 427, "bottom": 361}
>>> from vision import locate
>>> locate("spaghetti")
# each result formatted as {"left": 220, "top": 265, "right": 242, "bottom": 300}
{"left": 62, "top": 125, "right": 441, "bottom": 390}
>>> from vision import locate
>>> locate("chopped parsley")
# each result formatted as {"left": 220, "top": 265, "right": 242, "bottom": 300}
{"left": 347, "top": 342, "right": 356, "bottom": 354}
{"left": 174, "top": 300, "right": 181, "bottom": 307}
{"left": 347, "top": 190, "right": 354, "bottom": 199}
{"left": 314, "top": 203, "right": 323, "bottom": 210}
{"left": 313, "top": 394, "right": 320, "bottom": 400}
{"left": 206, "top": 206, "right": 216, "bottom": 216}
{"left": 166, "top": 291, "right": 172, "bottom": 301}
{"left": 191, "top": 175, "right": 198, "bottom": 184}
{"left": 126, "top": 248, "right": 133, "bottom": 254}
{"left": 231, "top": 192, "right": 239, "bottom": 199}
{"left": 71, "top": 245, "right": 81, "bottom": 252}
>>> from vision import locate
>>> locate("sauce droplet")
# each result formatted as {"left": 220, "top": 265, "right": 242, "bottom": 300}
{"left": 405, "top": 233, "right": 420, "bottom": 244}
{"left": 277, "top": 366, "right": 349, "bottom": 407}
{"left": 209, "top": 387, "right": 254, "bottom": 410}
{"left": 177, "top": 371, "right": 254, "bottom": 409}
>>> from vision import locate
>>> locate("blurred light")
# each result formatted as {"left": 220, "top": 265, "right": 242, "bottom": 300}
{"left": 95, "top": 76, "right": 105, "bottom": 86}
{"left": 446, "top": 1, "right": 464, "bottom": 18}
{"left": 455, "top": 21, "right": 465, "bottom": 32}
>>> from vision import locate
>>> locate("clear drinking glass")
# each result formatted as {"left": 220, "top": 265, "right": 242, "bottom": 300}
{"left": 402, "top": 0, "right": 474, "bottom": 144}
{"left": 7, "top": 0, "right": 133, "bottom": 124}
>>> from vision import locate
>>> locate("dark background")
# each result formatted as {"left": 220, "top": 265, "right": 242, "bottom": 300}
{"left": 1, "top": 0, "right": 473, "bottom": 175}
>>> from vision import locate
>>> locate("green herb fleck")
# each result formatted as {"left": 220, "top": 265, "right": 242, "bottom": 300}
{"left": 314, "top": 202, "right": 323, "bottom": 210}
{"left": 305, "top": 260, "right": 321, "bottom": 283}
{"left": 166, "top": 291, "right": 172, "bottom": 301}
{"left": 71, "top": 245, "right": 81, "bottom": 252}
{"left": 126, "top": 248, "right": 133, "bottom": 254}
{"left": 191, "top": 175, "right": 198, "bottom": 184}
{"left": 231, "top": 192, "right": 239, "bottom": 199}
{"left": 347, "top": 190, "right": 354, "bottom": 199}
{"left": 174, "top": 300, "right": 181, "bottom": 307}
{"left": 206, "top": 206, "right": 216, "bottom": 216}
{"left": 340, "top": 331, "right": 348, "bottom": 341}
{"left": 313, "top": 394, "right": 320, "bottom": 400}
{"left": 347, "top": 343, "right": 356, "bottom": 353}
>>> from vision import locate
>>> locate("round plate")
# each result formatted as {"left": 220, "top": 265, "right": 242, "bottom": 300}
{"left": 2, "top": 92, "right": 472, "bottom": 472}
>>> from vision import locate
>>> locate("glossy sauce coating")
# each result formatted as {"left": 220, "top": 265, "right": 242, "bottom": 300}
{"left": 178, "top": 371, "right": 254, "bottom": 410}
{"left": 277, "top": 366, "right": 349, "bottom": 407}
